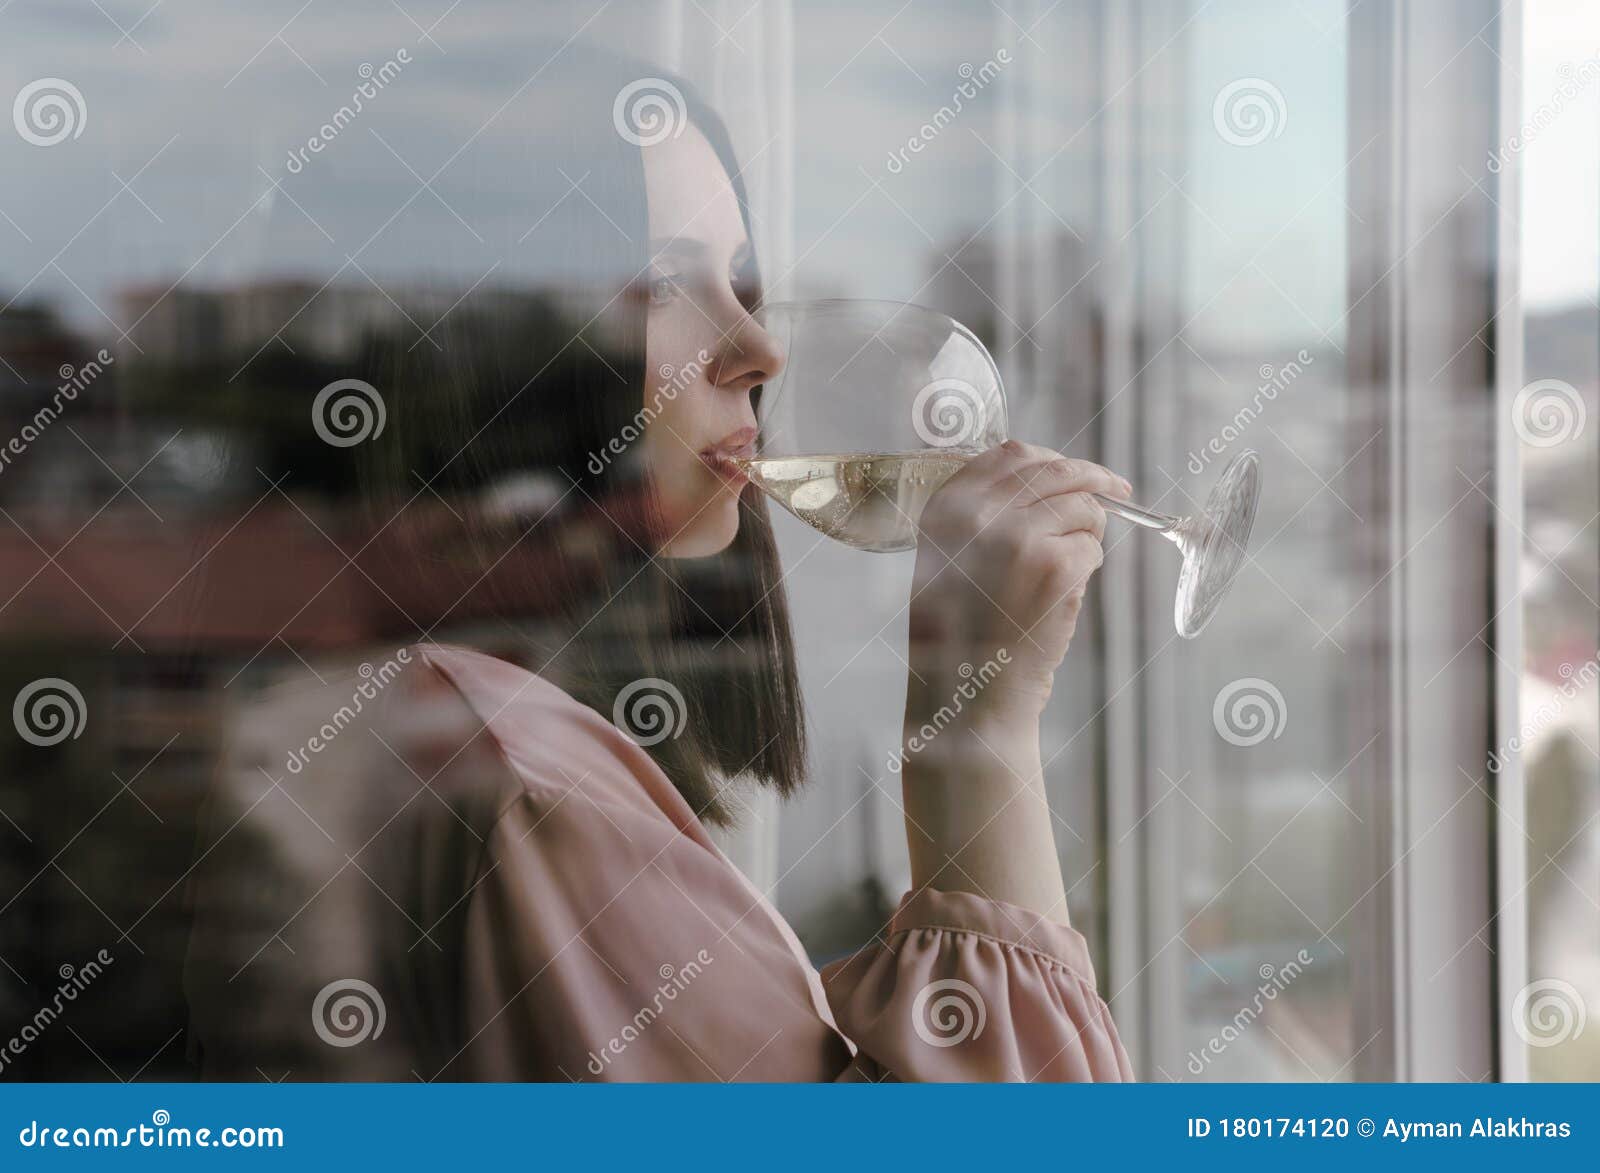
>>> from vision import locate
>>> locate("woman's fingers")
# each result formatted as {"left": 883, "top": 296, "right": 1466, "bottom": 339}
{"left": 1024, "top": 490, "right": 1107, "bottom": 539}
{"left": 926, "top": 443, "right": 1130, "bottom": 545}
{"left": 952, "top": 440, "right": 1066, "bottom": 485}
{"left": 909, "top": 441, "right": 1122, "bottom": 724}
{"left": 953, "top": 441, "right": 1132, "bottom": 501}
{"left": 1000, "top": 456, "right": 1130, "bottom": 506}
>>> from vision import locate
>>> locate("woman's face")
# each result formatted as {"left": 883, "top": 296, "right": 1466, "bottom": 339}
{"left": 639, "top": 124, "right": 785, "bottom": 558}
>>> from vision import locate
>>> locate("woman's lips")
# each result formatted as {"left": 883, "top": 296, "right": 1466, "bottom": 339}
{"left": 700, "top": 427, "right": 756, "bottom": 489}
{"left": 699, "top": 449, "right": 749, "bottom": 487}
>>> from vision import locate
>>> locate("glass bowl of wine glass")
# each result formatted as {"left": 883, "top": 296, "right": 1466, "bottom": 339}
{"left": 737, "top": 299, "right": 1260, "bottom": 638}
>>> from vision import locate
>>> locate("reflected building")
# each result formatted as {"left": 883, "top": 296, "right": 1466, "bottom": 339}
{"left": 0, "top": 272, "right": 637, "bottom": 1078}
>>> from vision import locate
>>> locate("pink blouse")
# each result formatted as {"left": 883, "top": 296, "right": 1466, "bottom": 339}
{"left": 183, "top": 643, "right": 1133, "bottom": 1082}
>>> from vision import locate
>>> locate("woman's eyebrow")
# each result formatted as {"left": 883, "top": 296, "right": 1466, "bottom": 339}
{"left": 648, "top": 236, "right": 753, "bottom": 264}
{"left": 648, "top": 236, "right": 708, "bottom": 259}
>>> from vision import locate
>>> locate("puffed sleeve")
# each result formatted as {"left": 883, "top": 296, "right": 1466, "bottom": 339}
{"left": 821, "top": 887, "right": 1134, "bottom": 1082}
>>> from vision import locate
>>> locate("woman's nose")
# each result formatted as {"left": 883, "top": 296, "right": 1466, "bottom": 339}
{"left": 712, "top": 312, "right": 785, "bottom": 394}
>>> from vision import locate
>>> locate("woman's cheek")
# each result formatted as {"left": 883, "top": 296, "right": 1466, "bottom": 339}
{"left": 649, "top": 389, "right": 702, "bottom": 488}
{"left": 661, "top": 461, "right": 702, "bottom": 526}
{"left": 645, "top": 433, "right": 706, "bottom": 528}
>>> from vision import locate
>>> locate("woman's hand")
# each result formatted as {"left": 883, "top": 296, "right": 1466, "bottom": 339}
{"left": 896, "top": 440, "right": 1131, "bottom": 918}
{"left": 906, "top": 440, "right": 1132, "bottom": 729}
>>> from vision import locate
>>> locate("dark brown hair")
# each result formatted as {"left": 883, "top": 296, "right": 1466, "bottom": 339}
{"left": 357, "top": 46, "right": 805, "bottom": 826}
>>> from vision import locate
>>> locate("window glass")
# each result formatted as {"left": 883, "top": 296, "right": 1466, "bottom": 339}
{"left": 1518, "top": 0, "right": 1600, "bottom": 1083}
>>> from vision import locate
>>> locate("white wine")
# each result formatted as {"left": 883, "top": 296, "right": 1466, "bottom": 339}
{"left": 736, "top": 451, "right": 971, "bottom": 552}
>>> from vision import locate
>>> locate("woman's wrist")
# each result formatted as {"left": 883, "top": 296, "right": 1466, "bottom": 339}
{"left": 904, "top": 634, "right": 1054, "bottom": 735}
{"left": 896, "top": 701, "right": 1067, "bottom": 917}
{"left": 900, "top": 682, "right": 1044, "bottom": 765}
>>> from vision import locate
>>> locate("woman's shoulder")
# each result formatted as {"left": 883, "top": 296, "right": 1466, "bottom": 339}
{"left": 408, "top": 641, "right": 583, "bottom": 727}
{"left": 216, "top": 644, "right": 518, "bottom": 823}
{"left": 221, "top": 640, "right": 685, "bottom": 830}
{"left": 407, "top": 642, "right": 686, "bottom": 824}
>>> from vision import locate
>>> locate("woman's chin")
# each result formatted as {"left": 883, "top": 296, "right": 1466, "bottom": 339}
{"left": 659, "top": 494, "right": 741, "bottom": 558}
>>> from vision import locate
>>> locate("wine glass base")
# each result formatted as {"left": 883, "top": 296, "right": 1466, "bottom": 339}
{"left": 1173, "top": 450, "right": 1261, "bottom": 638}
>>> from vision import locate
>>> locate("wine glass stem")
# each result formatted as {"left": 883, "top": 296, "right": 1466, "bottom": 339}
{"left": 1091, "top": 492, "right": 1181, "bottom": 534}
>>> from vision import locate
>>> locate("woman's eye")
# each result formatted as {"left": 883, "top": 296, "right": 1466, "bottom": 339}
{"left": 647, "top": 273, "right": 681, "bottom": 306}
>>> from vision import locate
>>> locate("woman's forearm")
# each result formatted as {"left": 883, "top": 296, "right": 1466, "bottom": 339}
{"left": 894, "top": 444, "right": 1126, "bottom": 921}
{"left": 898, "top": 708, "right": 1069, "bottom": 919}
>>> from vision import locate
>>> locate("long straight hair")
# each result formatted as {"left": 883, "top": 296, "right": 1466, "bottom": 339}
{"left": 356, "top": 47, "right": 805, "bottom": 826}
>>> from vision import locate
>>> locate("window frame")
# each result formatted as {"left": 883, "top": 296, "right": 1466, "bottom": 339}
{"left": 1490, "top": 0, "right": 1530, "bottom": 1086}
{"left": 1325, "top": 0, "right": 1501, "bottom": 1081}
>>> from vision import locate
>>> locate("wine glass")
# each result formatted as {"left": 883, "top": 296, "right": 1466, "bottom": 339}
{"left": 737, "top": 299, "right": 1261, "bottom": 638}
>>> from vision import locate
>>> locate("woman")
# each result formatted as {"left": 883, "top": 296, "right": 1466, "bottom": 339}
{"left": 182, "top": 46, "right": 1134, "bottom": 1082}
